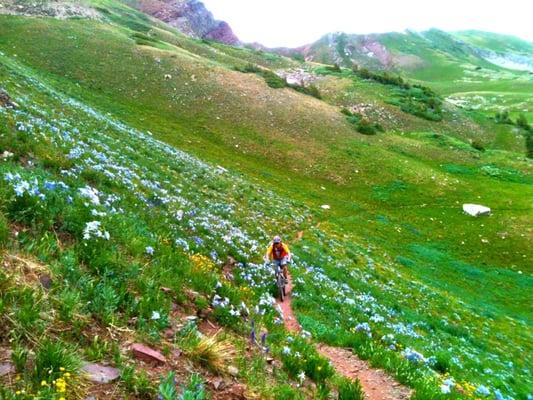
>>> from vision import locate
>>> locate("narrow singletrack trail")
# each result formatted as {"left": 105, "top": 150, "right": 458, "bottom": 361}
{"left": 276, "top": 273, "right": 412, "bottom": 400}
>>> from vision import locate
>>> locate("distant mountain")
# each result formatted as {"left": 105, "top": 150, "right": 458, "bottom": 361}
{"left": 274, "top": 29, "right": 533, "bottom": 74}
{"left": 123, "top": 0, "right": 240, "bottom": 45}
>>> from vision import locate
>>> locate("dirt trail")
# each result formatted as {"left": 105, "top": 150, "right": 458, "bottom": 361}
{"left": 276, "top": 273, "right": 412, "bottom": 400}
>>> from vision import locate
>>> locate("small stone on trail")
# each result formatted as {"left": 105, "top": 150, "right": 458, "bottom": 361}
{"left": 82, "top": 363, "right": 120, "bottom": 384}
{"left": 0, "top": 362, "right": 15, "bottom": 377}
{"left": 131, "top": 343, "right": 166, "bottom": 365}
{"left": 211, "top": 378, "right": 225, "bottom": 390}
{"left": 39, "top": 274, "right": 53, "bottom": 290}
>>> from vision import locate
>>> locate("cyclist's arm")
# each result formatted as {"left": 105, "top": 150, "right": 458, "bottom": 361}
{"left": 283, "top": 244, "right": 291, "bottom": 261}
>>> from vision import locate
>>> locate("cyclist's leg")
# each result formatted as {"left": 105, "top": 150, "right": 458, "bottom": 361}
{"left": 273, "top": 259, "right": 282, "bottom": 274}
{"left": 281, "top": 256, "right": 289, "bottom": 280}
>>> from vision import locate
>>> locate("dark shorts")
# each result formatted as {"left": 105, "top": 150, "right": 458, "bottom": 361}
{"left": 273, "top": 257, "right": 289, "bottom": 267}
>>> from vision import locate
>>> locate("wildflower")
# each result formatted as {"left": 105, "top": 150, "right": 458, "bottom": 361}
{"left": 475, "top": 385, "right": 490, "bottom": 397}
{"left": 355, "top": 322, "right": 372, "bottom": 336}
{"left": 440, "top": 384, "right": 452, "bottom": 394}
{"left": 79, "top": 185, "right": 100, "bottom": 205}
{"left": 145, "top": 246, "right": 155, "bottom": 255}
{"left": 83, "top": 220, "right": 110, "bottom": 240}
{"left": 402, "top": 348, "right": 426, "bottom": 363}
{"left": 151, "top": 311, "right": 161, "bottom": 320}
{"left": 282, "top": 346, "right": 291, "bottom": 355}
{"left": 41, "top": 380, "right": 48, "bottom": 386}
{"left": 297, "top": 371, "right": 306, "bottom": 383}
{"left": 300, "top": 330, "right": 312, "bottom": 339}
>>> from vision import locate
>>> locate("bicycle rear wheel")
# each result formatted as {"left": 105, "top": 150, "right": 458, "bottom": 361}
{"left": 277, "top": 274, "right": 285, "bottom": 302}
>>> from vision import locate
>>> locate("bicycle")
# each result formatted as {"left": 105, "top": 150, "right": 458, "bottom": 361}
{"left": 272, "top": 261, "right": 287, "bottom": 302}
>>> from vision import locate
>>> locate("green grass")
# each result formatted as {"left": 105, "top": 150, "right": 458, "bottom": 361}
{"left": 0, "top": 3, "right": 531, "bottom": 399}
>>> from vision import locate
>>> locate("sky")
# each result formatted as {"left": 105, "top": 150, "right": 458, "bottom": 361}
{"left": 202, "top": 0, "right": 533, "bottom": 47}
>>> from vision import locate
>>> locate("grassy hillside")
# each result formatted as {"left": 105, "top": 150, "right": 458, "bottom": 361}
{"left": 296, "top": 29, "right": 533, "bottom": 124}
{"left": 0, "top": 1, "right": 531, "bottom": 399}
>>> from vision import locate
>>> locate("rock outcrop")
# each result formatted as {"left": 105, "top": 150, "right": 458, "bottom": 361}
{"left": 0, "top": 0, "right": 99, "bottom": 19}
{"left": 133, "top": 0, "right": 240, "bottom": 45}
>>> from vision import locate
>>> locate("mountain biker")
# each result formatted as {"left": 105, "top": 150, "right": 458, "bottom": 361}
{"left": 264, "top": 236, "right": 291, "bottom": 282}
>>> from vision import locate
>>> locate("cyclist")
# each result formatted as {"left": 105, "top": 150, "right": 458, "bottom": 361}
{"left": 264, "top": 236, "right": 291, "bottom": 283}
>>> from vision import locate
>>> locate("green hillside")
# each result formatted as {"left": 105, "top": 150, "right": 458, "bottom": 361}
{"left": 0, "top": 1, "right": 531, "bottom": 399}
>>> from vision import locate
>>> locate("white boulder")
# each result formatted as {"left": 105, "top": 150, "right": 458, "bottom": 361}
{"left": 463, "top": 204, "right": 491, "bottom": 217}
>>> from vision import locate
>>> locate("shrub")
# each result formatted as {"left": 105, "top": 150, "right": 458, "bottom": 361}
{"left": 495, "top": 110, "right": 513, "bottom": 124}
{"left": 0, "top": 211, "right": 9, "bottom": 246}
{"left": 289, "top": 83, "right": 322, "bottom": 99}
{"left": 121, "top": 365, "right": 155, "bottom": 399}
{"left": 11, "top": 344, "right": 28, "bottom": 373}
{"left": 526, "top": 131, "right": 533, "bottom": 159}
{"left": 234, "top": 63, "right": 261, "bottom": 74}
{"left": 432, "top": 351, "right": 452, "bottom": 374}
{"left": 158, "top": 371, "right": 178, "bottom": 400}
{"left": 178, "top": 373, "right": 207, "bottom": 400}
{"left": 471, "top": 140, "right": 485, "bottom": 152}
{"left": 337, "top": 377, "right": 364, "bottom": 400}
{"left": 516, "top": 114, "right": 531, "bottom": 131}
{"left": 261, "top": 70, "right": 287, "bottom": 89}
{"left": 327, "top": 63, "right": 342, "bottom": 73}
{"left": 33, "top": 339, "right": 81, "bottom": 383}
{"left": 178, "top": 324, "right": 234, "bottom": 373}
{"left": 356, "top": 119, "right": 382, "bottom": 135}
{"left": 272, "top": 385, "right": 305, "bottom": 400}
{"left": 291, "top": 53, "right": 305, "bottom": 63}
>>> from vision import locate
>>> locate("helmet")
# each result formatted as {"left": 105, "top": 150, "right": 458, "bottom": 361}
{"left": 273, "top": 235, "right": 282, "bottom": 244}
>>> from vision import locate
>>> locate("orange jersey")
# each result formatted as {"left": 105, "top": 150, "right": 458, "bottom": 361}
{"left": 266, "top": 243, "right": 290, "bottom": 260}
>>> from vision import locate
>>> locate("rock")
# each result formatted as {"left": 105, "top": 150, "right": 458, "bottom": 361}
{"left": 163, "top": 328, "right": 176, "bottom": 339}
{"left": 0, "top": 89, "right": 15, "bottom": 108}
{"left": 132, "top": 0, "right": 239, "bottom": 45}
{"left": 227, "top": 365, "right": 239, "bottom": 377}
{"left": 39, "top": 274, "right": 53, "bottom": 290}
{"left": 463, "top": 204, "right": 491, "bottom": 217}
{"left": 0, "top": 362, "right": 15, "bottom": 377}
{"left": 131, "top": 343, "right": 166, "bottom": 365}
{"left": 211, "top": 378, "right": 225, "bottom": 390}
{"left": 82, "top": 363, "right": 120, "bottom": 384}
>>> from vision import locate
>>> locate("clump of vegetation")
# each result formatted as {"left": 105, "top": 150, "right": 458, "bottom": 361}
{"left": 33, "top": 340, "right": 81, "bottom": 383}
{"left": 235, "top": 64, "right": 322, "bottom": 98}
{"left": 234, "top": 63, "right": 262, "bottom": 74}
{"left": 326, "top": 63, "right": 342, "bottom": 73}
{"left": 122, "top": 366, "right": 156, "bottom": 398}
{"left": 290, "top": 53, "right": 305, "bottom": 63}
{"left": 261, "top": 70, "right": 288, "bottom": 89}
{"left": 178, "top": 322, "right": 235, "bottom": 373}
{"left": 289, "top": 83, "right": 322, "bottom": 99}
{"left": 494, "top": 109, "right": 513, "bottom": 124}
{"left": 353, "top": 65, "right": 411, "bottom": 89}
{"left": 178, "top": 373, "right": 208, "bottom": 400}
{"left": 526, "top": 131, "right": 533, "bottom": 159}
{"left": 279, "top": 337, "right": 335, "bottom": 386}
{"left": 337, "top": 377, "right": 364, "bottom": 400}
{"left": 318, "top": 65, "right": 443, "bottom": 121}
{"left": 516, "top": 113, "right": 531, "bottom": 131}
{"left": 471, "top": 140, "right": 485, "bottom": 152}
{"left": 341, "top": 108, "right": 384, "bottom": 135}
